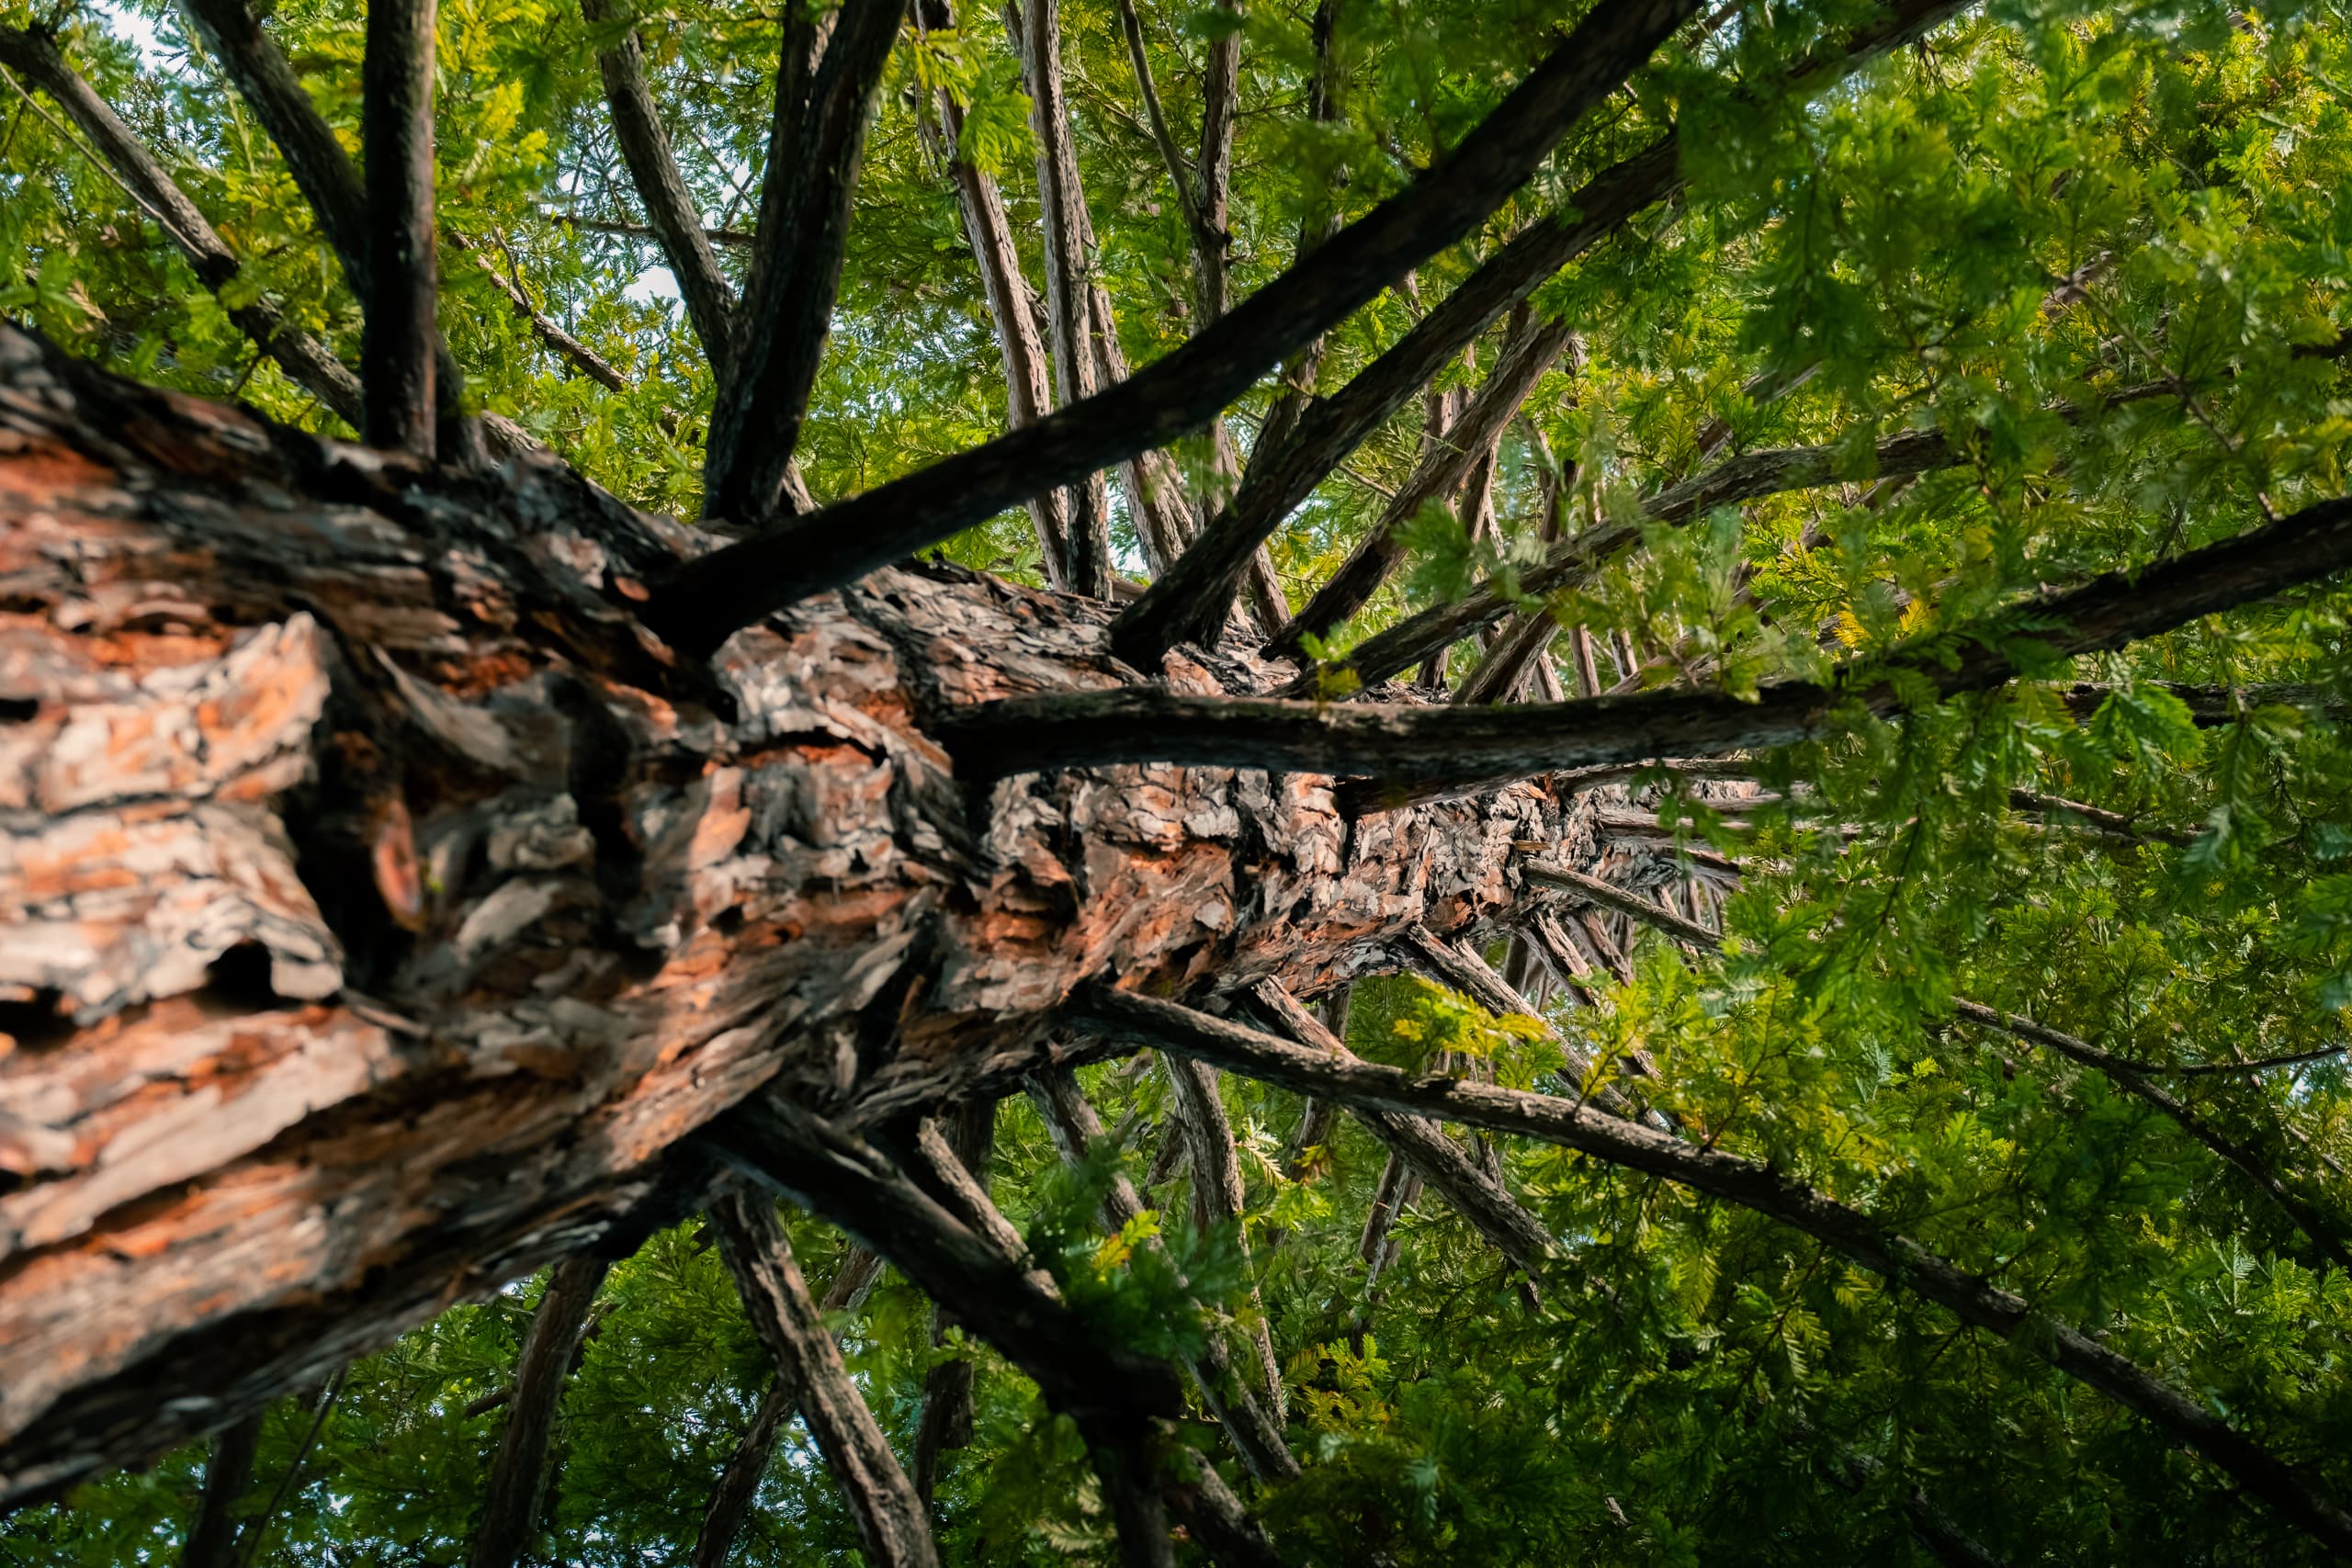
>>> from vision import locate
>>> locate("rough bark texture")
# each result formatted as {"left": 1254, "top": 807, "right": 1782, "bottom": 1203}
{"left": 0, "top": 324, "right": 1596, "bottom": 1502}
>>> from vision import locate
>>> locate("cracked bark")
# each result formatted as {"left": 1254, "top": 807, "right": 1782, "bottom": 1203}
{"left": 0, "top": 323, "right": 1595, "bottom": 1501}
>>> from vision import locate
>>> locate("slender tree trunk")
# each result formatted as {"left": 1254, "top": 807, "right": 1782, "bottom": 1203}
{"left": 468, "top": 1258, "right": 609, "bottom": 1568}
{"left": 179, "top": 1412, "right": 264, "bottom": 1568}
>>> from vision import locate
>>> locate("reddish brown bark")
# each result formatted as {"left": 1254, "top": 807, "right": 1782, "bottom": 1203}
{"left": 0, "top": 324, "right": 1591, "bottom": 1503}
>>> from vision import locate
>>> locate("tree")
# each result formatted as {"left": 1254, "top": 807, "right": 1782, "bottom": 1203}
{"left": 4, "top": 0, "right": 2352, "bottom": 1559}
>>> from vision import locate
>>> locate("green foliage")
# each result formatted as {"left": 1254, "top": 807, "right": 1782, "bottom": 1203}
{"left": 13, "top": 0, "right": 2352, "bottom": 1559}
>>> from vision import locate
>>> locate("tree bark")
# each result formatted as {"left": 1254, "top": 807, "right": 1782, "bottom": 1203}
{"left": 0, "top": 323, "right": 1600, "bottom": 1502}
{"left": 709, "top": 1190, "right": 938, "bottom": 1568}
{"left": 910, "top": 1101, "right": 996, "bottom": 1503}
{"left": 467, "top": 1257, "right": 609, "bottom": 1568}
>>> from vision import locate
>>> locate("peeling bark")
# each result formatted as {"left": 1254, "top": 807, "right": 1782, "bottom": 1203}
{"left": 0, "top": 323, "right": 1602, "bottom": 1501}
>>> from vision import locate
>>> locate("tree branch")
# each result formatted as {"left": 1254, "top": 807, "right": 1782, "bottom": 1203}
{"left": 466, "top": 1257, "right": 609, "bottom": 1568}
{"left": 360, "top": 0, "right": 438, "bottom": 456}
{"left": 690, "top": 1371, "right": 795, "bottom": 1568}
{"left": 921, "top": 0, "right": 1071, "bottom": 579}
{"left": 1159, "top": 1055, "right": 1284, "bottom": 1420}
{"left": 1023, "top": 1067, "right": 1300, "bottom": 1485}
{"left": 1194, "top": 0, "right": 1241, "bottom": 324}
{"left": 1530, "top": 858, "right": 2352, "bottom": 1273}
{"left": 1110, "top": 0, "right": 1970, "bottom": 666}
{"left": 448, "top": 230, "right": 628, "bottom": 393}
{"left": 1243, "top": 983, "right": 1555, "bottom": 1282}
{"left": 700, "top": 3, "right": 899, "bottom": 523}
{"left": 709, "top": 1190, "right": 939, "bottom": 1568}
{"left": 579, "top": 0, "right": 739, "bottom": 366}
{"left": 1272, "top": 313, "right": 1577, "bottom": 658}
{"left": 647, "top": 0, "right": 1706, "bottom": 653}
{"left": 179, "top": 0, "right": 473, "bottom": 455}
{"left": 181, "top": 1410, "right": 263, "bottom": 1568}
{"left": 910, "top": 1102, "right": 996, "bottom": 1503}
{"left": 1015, "top": 0, "right": 1114, "bottom": 595}
{"left": 1068, "top": 987, "right": 2352, "bottom": 1557}
{"left": 936, "top": 490, "right": 2352, "bottom": 810}
{"left": 0, "top": 28, "right": 364, "bottom": 429}
{"left": 1112, "top": 140, "right": 1680, "bottom": 666}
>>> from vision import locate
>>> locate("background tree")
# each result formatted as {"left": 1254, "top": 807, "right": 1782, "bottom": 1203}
{"left": 5, "top": 0, "right": 2352, "bottom": 1561}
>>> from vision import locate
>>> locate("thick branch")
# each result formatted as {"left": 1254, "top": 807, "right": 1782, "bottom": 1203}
{"left": 1069, "top": 988, "right": 2352, "bottom": 1555}
{"left": 1113, "top": 141, "right": 1680, "bottom": 665}
{"left": 580, "top": 0, "right": 738, "bottom": 364}
{"left": 701, "top": 4, "right": 899, "bottom": 522}
{"left": 709, "top": 1190, "right": 938, "bottom": 1568}
{"left": 703, "top": 1094, "right": 1185, "bottom": 1440}
{"left": 360, "top": 0, "right": 437, "bottom": 456}
{"left": 1112, "top": 0, "right": 1970, "bottom": 666}
{"left": 1194, "top": 0, "right": 1241, "bottom": 323}
{"left": 648, "top": 0, "right": 1706, "bottom": 652}
{"left": 0, "top": 28, "right": 364, "bottom": 429}
{"left": 466, "top": 1257, "right": 609, "bottom": 1568}
{"left": 910, "top": 1102, "right": 995, "bottom": 1503}
{"left": 941, "top": 490, "right": 2352, "bottom": 808}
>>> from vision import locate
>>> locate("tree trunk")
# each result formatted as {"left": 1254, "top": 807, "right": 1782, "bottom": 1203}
{"left": 0, "top": 325, "right": 1587, "bottom": 1503}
